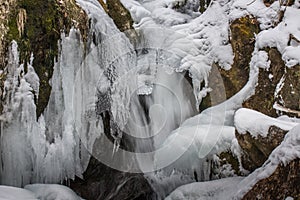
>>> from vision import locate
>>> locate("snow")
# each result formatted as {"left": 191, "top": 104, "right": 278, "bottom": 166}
{"left": 230, "top": 0, "right": 280, "bottom": 30}
{"left": 234, "top": 108, "right": 298, "bottom": 138}
{"left": 255, "top": 6, "right": 300, "bottom": 67}
{"left": 0, "top": 184, "right": 83, "bottom": 200}
{"left": 0, "top": 186, "right": 37, "bottom": 200}
{"left": 25, "top": 184, "right": 82, "bottom": 200}
{"left": 286, "top": 197, "right": 294, "bottom": 200}
{"left": 155, "top": 125, "right": 235, "bottom": 168}
{"left": 282, "top": 45, "right": 300, "bottom": 67}
{"left": 165, "top": 177, "right": 244, "bottom": 200}
{"left": 233, "top": 124, "right": 300, "bottom": 199}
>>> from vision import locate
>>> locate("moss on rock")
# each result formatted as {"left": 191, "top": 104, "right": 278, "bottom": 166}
{"left": 200, "top": 16, "right": 259, "bottom": 111}
{"left": 106, "top": 0, "right": 133, "bottom": 33}
{"left": 4, "top": 0, "right": 88, "bottom": 117}
{"left": 221, "top": 16, "right": 259, "bottom": 99}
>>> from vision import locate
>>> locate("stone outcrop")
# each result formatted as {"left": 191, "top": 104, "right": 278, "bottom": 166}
{"left": 200, "top": 16, "right": 259, "bottom": 111}
{"left": 236, "top": 125, "right": 288, "bottom": 172}
{"left": 70, "top": 157, "right": 155, "bottom": 200}
{"left": 276, "top": 65, "right": 300, "bottom": 117}
{"left": 242, "top": 158, "right": 300, "bottom": 200}
{"left": 221, "top": 16, "right": 259, "bottom": 99}
{"left": 106, "top": 0, "right": 133, "bottom": 33}
{"left": 243, "top": 48, "right": 300, "bottom": 118}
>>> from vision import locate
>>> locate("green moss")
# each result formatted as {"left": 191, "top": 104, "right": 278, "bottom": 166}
{"left": 220, "top": 16, "right": 259, "bottom": 99}
{"left": 5, "top": 0, "right": 60, "bottom": 117}
{"left": 5, "top": 0, "right": 88, "bottom": 117}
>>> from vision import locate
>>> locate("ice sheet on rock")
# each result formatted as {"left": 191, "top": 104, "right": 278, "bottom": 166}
{"left": 181, "top": 48, "right": 261, "bottom": 128}
{"left": 165, "top": 177, "right": 244, "bottom": 200}
{"left": 233, "top": 124, "right": 300, "bottom": 199}
{"left": 0, "top": 186, "right": 37, "bottom": 200}
{"left": 148, "top": 37, "right": 262, "bottom": 196}
{"left": 125, "top": 0, "right": 197, "bottom": 26}
{"left": 234, "top": 108, "right": 298, "bottom": 138}
{"left": 155, "top": 125, "right": 236, "bottom": 174}
{"left": 149, "top": 124, "right": 237, "bottom": 197}
{"left": 25, "top": 184, "right": 82, "bottom": 200}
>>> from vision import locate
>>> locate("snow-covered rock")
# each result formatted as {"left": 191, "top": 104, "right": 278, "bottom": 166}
{"left": 0, "top": 186, "right": 37, "bottom": 200}
{"left": 24, "top": 184, "right": 82, "bottom": 200}
{"left": 165, "top": 177, "right": 244, "bottom": 200}
{"left": 234, "top": 124, "right": 300, "bottom": 199}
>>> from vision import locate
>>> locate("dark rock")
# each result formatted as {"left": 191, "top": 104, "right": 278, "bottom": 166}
{"left": 236, "top": 125, "right": 288, "bottom": 172}
{"left": 199, "top": 0, "right": 211, "bottom": 13}
{"left": 220, "top": 16, "right": 259, "bottom": 99}
{"left": 200, "top": 16, "right": 259, "bottom": 111}
{"left": 243, "top": 48, "right": 286, "bottom": 117}
{"left": 106, "top": 0, "right": 133, "bottom": 33}
{"left": 276, "top": 65, "right": 300, "bottom": 117}
{"left": 242, "top": 158, "right": 300, "bottom": 200}
{"left": 70, "top": 157, "right": 156, "bottom": 200}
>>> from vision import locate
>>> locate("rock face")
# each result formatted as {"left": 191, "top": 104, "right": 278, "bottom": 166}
{"left": 243, "top": 48, "right": 300, "bottom": 118}
{"left": 106, "top": 0, "right": 133, "bottom": 32}
{"left": 243, "top": 48, "right": 285, "bottom": 117}
{"left": 200, "top": 16, "right": 259, "bottom": 110}
{"left": 242, "top": 158, "right": 300, "bottom": 200}
{"left": 236, "top": 125, "right": 288, "bottom": 172}
{"left": 276, "top": 65, "right": 300, "bottom": 117}
{"left": 221, "top": 16, "right": 259, "bottom": 99}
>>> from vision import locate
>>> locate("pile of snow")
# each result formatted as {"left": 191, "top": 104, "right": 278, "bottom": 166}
{"left": 155, "top": 125, "right": 236, "bottom": 171}
{"left": 25, "top": 184, "right": 82, "bottom": 200}
{"left": 0, "top": 184, "right": 83, "bottom": 200}
{"left": 234, "top": 108, "right": 298, "bottom": 137}
{"left": 165, "top": 177, "right": 244, "bottom": 200}
{"left": 0, "top": 186, "right": 36, "bottom": 200}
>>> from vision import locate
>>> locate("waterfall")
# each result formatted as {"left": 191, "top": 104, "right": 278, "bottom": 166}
{"left": 0, "top": 1, "right": 222, "bottom": 199}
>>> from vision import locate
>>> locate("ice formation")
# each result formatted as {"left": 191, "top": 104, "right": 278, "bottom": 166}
{"left": 0, "top": 0, "right": 299, "bottom": 199}
{"left": 165, "top": 177, "right": 244, "bottom": 200}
